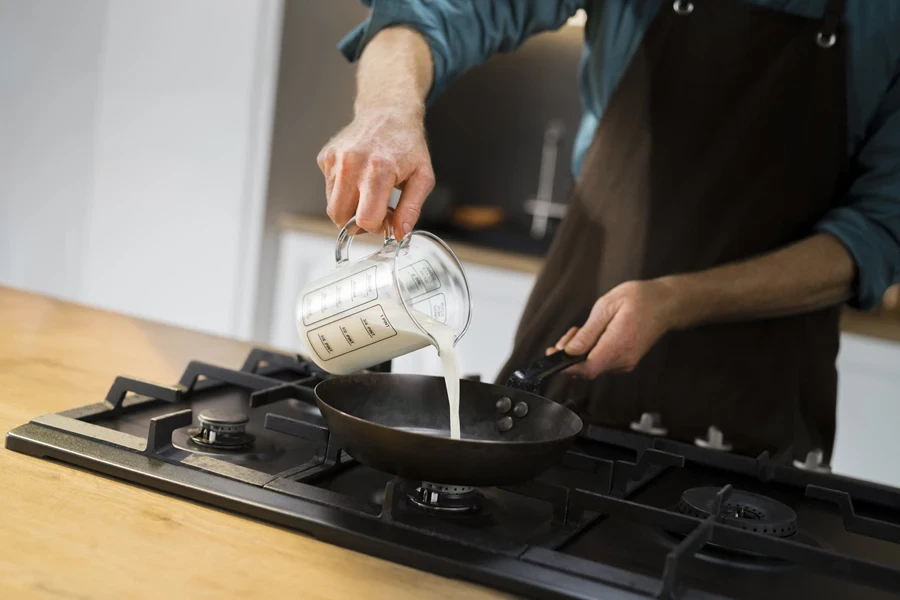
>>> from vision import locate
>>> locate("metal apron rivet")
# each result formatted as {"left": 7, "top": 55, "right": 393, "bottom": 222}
{"left": 673, "top": 0, "right": 694, "bottom": 15}
{"left": 816, "top": 32, "right": 837, "bottom": 48}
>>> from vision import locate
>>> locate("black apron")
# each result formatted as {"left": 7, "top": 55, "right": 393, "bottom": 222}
{"left": 498, "top": 0, "right": 848, "bottom": 460}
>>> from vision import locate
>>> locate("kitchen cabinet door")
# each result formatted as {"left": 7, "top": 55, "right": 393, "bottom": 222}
{"left": 831, "top": 333, "right": 900, "bottom": 487}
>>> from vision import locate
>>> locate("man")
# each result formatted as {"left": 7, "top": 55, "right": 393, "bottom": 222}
{"left": 317, "top": 0, "right": 900, "bottom": 461}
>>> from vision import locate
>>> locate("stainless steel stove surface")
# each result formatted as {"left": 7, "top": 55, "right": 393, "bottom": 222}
{"left": 6, "top": 348, "right": 900, "bottom": 599}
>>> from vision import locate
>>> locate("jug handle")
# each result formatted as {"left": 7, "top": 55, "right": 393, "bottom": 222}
{"left": 335, "top": 208, "right": 395, "bottom": 265}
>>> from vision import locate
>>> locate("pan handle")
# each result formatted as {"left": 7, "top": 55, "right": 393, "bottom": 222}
{"left": 505, "top": 351, "right": 587, "bottom": 394}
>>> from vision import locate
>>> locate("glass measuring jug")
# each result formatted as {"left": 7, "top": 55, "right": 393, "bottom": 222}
{"left": 295, "top": 210, "right": 472, "bottom": 375}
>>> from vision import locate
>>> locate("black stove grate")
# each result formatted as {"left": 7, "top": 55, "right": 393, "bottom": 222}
{"left": 571, "top": 484, "right": 900, "bottom": 598}
{"left": 7, "top": 347, "right": 900, "bottom": 600}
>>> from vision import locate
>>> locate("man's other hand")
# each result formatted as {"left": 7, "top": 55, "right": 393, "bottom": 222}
{"left": 545, "top": 280, "right": 684, "bottom": 378}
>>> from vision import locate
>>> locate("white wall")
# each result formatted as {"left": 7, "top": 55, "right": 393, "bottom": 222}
{"left": 0, "top": 0, "right": 107, "bottom": 300}
{"left": 0, "top": 0, "right": 282, "bottom": 339}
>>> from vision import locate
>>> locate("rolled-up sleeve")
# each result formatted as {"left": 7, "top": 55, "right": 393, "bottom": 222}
{"left": 816, "top": 67, "right": 900, "bottom": 311}
{"left": 338, "top": 0, "right": 584, "bottom": 104}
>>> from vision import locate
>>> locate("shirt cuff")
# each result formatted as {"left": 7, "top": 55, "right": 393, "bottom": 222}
{"left": 337, "top": 0, "right": 445, "bottom": 104}
{"left": 815, "top": 207, "right": 897, "bottom": 311}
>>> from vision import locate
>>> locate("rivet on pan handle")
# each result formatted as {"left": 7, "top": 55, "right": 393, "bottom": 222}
{"left": 505, "top": 351, "right": 588, "bottom": 395}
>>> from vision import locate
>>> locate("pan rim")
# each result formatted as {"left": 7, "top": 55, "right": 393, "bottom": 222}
{"left": 313, "top": 374, "right": 584, "bottom": 447}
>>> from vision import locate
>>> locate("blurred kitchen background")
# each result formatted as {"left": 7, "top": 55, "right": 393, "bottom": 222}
{"left": 1, "top": 1, "right": 899, "bottom": 485}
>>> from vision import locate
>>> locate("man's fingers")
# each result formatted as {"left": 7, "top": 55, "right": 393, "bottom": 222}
{"left": 580, "top": 312, "right": 639, "bottom": 378}
{"left": 564, "top": 300, "right": 614, "bottom": 355}
{"left": 318, "top": 145, "right": 337, "bottom": 211}
{"left": 324, "top": 170, "right": 337, "bottom": 205}
{"left": 327, "top": 153, "right": 364, "bottom": 226}
{"left": 546, "top": 327, "right": 579, "bottom": 359}
{"left": 561, "top": 300, "right": 616, "bottom": 378}
{"left": 356, "top": 160, "right": 395, "bottom": 233}
{"left": 392, "top": 166, "right": 435, "bottom": 238}
{"left": 582, "top": 334, "right": 620, "bottom": 377}
{"left": 564, "top": 336, "right": 617, "bottom": 379}
{"left": 555, "top": 326, "right": 579, "bottom": 350}
{"left": 316, "top": 145, "right": 335, "bottom": 175}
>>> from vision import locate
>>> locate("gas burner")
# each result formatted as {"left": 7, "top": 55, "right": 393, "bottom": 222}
{"left": 660, "top": 486, "right": 825, "bottom": 571}
{"left": 677, "top": 487, "right": 797, "bottom": 537}
{"left": 188, "top": 409, "right": 255, "bottom": 450}
{"left": 407, "top": 482, "right": 482, "bottom": 514}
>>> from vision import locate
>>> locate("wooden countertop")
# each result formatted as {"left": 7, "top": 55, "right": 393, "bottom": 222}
{"left": 0, "top": 286, "right": 514, "bottom": 600}
{"left": 279, "top": 213, "right": 900, "bottom": 344}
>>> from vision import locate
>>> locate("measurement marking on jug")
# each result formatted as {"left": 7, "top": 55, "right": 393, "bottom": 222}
{"left": 306, "top": 304, "right": 397, "bottom": 361}
{"left": 411, "top": 293, "right": 447, "bottom": 324}
{"left": 399, "top": 260, "right": 442, "bottom": 300}
{"left": 302, "top": 266, "right": 379, "bottom": 326}
{"left": 316, "top": 333, "right": 334, "bottom": 354}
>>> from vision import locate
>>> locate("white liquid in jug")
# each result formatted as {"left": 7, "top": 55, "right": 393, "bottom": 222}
{"left": 297, "top": 259, "right": 463, "bottom": 439}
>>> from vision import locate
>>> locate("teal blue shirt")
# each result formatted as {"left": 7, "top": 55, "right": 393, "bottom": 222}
{"left": 339, "top": 0, "right": 900, "bottom": 311}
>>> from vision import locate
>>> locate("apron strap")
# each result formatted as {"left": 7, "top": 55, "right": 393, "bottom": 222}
{"left": 817, "top": 0, "right": 846, "bottom": 49}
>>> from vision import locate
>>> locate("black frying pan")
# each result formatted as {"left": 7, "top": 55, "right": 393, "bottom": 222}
{"left": 314, "top": 352, "right": 586, "bottom": 486}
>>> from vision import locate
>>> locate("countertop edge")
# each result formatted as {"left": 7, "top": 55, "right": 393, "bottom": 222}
{"left": 278, "top": 213, "right": 544, "bottom": 275}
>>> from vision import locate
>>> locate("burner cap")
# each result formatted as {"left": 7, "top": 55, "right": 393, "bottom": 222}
{"left": 407, "top": 482, "right": 481, "bottom": 514}
{"left": 198, "top": 409, "right": 249, "bottom": 429}
{"left": 677, "top": 487, "right": 797, "bottom": 537}
{"left": 190, "top": 409, "right": 254, "bottom": 449}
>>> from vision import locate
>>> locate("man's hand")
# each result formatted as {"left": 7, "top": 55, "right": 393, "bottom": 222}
{"left": 546, "top": 233, "right": 856, "bottom": 380}
{"left": 317, "top": 26, "right": 435, "bottom": 237}
{"left": 317, "top": 108, "right": 434, "bottom": 237}
{"left": 546, "top": 280, "right": 682, "bottom": 378}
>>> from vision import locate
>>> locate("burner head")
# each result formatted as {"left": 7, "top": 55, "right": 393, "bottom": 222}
{"left": 407, "top": 482, "right": 482, "bottom": 514}
{"left": 189, "top": 409, "right": 255, "bottom": 449}
{"left": 677, "top": 487, "right": 797, "bottom": 537}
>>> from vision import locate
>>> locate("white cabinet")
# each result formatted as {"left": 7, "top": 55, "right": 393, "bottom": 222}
{"left": 831, "top": 334, "right": 900, "bottom": 487}
{"left": 269, "top": 229, "right": 537, "bottom": 382}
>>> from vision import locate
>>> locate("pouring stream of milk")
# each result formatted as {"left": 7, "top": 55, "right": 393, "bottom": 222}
{"left": 414, "top": 315, "right": 461, "bottom": 440}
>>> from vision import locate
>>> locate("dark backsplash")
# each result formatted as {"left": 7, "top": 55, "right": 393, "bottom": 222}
{"left": 424, "top": 23, "right": 586, "bottom": 246}
{"left": 268, "top": 2, "right": 586, "bottom": 257}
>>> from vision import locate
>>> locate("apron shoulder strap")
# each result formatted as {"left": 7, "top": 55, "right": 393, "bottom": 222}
{"left": 817, "top": 0, "right": 846, "bottom": 49}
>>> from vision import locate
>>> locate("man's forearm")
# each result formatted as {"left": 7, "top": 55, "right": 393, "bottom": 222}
{"left": 663, "top": 233, "right": 857, "bottom": 328}
{"left": 355, "top": 26, "right": 434, "bottom": 118}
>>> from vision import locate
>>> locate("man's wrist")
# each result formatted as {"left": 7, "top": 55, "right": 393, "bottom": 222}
{"left": 355, "top": 25, "right": 433, "bottom": 120}
{"left": 354, "top": 100, "right": 424, "bottom": 122}
{"left": 654, "top": 274, "right": 708, "bottom": 331}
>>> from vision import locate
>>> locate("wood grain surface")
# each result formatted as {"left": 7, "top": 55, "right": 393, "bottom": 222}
{"left": 0, "top": 286, "right": 515, "bottom": 600}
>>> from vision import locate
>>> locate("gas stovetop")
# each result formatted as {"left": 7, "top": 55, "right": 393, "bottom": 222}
{"left": 7, "top": 348, "right": 900, "bottom": 599}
